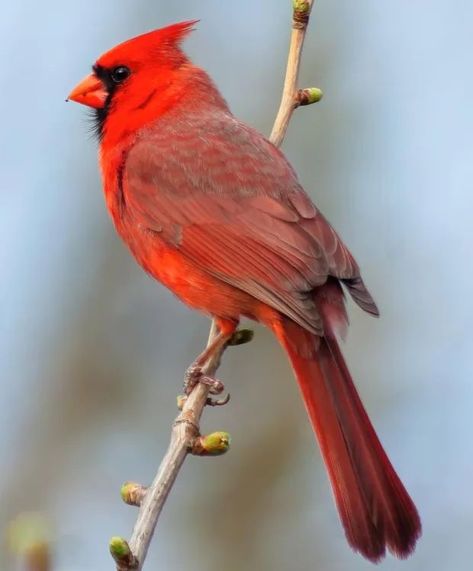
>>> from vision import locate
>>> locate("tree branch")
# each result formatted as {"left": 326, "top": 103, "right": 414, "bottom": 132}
{"left": 270, "top": 0, "right": 320, "bottom": 147}
{"left": 111, "top": 2, "right": 321, "bottom": 569}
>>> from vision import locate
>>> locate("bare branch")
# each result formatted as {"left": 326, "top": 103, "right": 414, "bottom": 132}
{"left": 120, "top": 322, "right": 227, "bottom": 570}
{"left": 112, "top": 2, "right": 321, "bottom": 568}
{"left": 270, "top": 0, "right": 320, "bottom": 146}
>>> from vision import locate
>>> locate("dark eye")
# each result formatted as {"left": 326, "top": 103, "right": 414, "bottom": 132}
{"left": 110, "top": 66, "right": 130, "bottom": 84}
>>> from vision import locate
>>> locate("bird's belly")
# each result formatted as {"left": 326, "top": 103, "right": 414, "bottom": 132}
{"left": 123, "top": 227, "right": 259, "bottom": 321}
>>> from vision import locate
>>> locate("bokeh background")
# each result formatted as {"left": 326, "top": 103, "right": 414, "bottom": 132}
{"left": 1, "top": 1, "right": 472, "bottom": 569}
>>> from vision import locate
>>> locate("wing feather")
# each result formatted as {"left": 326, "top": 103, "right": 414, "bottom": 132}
{"left": 122, "top": 109, "right": 378, "bottom": 329}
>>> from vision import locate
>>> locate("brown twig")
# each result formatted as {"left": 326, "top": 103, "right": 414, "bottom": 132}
{"left": 117, "top": 322, "right": 226, "bottom": 570}
{"left": 112, "top": 2, "right": 321, "bottom": 568}
{"left": 270, "top": 0, "right": 318, "bottom": 147}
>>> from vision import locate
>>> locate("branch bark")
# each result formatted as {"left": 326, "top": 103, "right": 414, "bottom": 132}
{"left": 112, "top": 2, "right": 321, "bottom": 569}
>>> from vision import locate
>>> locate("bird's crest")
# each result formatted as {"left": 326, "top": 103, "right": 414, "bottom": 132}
{"left": 96, "top": 20, "right": 198, "bottom": 68}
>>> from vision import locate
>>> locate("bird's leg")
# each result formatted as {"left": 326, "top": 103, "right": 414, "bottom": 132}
{"left": 184, "top": 318, "right": 238, "bottom": 398}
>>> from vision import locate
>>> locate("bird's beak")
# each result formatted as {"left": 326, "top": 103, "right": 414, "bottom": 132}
{"left": 67, "top": 74, "right": 107, "bottom": 108}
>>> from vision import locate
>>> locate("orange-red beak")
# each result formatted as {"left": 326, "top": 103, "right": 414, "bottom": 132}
{"left": 67, "top": 74, "right": 107, "bottom": 108}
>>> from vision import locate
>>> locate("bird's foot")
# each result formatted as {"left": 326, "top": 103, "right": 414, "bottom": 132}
{"left": 183, "top": 365, "right": 229, "bottom": 406}
{"left": 184, "top": 364, "right": 225, "bottom": 396}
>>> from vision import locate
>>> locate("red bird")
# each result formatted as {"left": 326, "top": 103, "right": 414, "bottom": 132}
{"left": 68, "top": 21, "right": 421, "bottom": 561}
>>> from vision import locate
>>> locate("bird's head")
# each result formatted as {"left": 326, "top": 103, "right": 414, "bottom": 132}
{"left": 68, "top": 21, "right": 215, "bottom": 141}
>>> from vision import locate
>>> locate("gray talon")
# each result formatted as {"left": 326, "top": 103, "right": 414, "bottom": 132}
{"left": 206, "top": 393, "right": 231, "bottom": 407}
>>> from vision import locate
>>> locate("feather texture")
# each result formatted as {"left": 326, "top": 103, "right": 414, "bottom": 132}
{"left": 272, "top": 289, "right": 421, "bottom": 561}
{"left": 120, "top": 107, "right": 378, "bottom": 330}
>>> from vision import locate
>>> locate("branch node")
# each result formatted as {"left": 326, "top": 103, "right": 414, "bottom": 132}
{"left": 191, "top": 431, "right": 231, "bottom": 456}
{"left": 173, "top": 415, "right": 200, "bottom": 438}
{"left": 296, "top": 87, "right": 323, "bottom": 107}
{"left": 121, "top": 482, "right": 148, "bottom": 507}
{"left": 228, "top": 328, "right": 254, "bottom": 346}
{"left": 109, "top": 537, "right": 138, "bottom": 569}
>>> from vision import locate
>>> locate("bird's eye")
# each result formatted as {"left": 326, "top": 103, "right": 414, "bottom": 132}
{"left": 110, "top": 66, "right": 130, "bottom": 84}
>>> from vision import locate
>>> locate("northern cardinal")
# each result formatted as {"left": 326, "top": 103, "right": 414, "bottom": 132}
{"left": 68, "top": 21, "right": 421, "bottom": 561}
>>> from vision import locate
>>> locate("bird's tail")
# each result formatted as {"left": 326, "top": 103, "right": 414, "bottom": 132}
{"left": 272, "top": 316, "right": 421, "bottom": 562}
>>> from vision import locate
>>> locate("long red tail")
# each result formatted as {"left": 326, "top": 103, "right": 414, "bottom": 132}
{"left": 272, "top": 317, "right": 421, "bottom": 562}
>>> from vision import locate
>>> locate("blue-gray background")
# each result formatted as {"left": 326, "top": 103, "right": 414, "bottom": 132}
{"left": 1, "top": 1, "right": 472, "bottom": 569}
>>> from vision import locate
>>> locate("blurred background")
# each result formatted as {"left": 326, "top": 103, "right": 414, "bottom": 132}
{"left": 1, "top": 0, "right": 472, "bottom": 569}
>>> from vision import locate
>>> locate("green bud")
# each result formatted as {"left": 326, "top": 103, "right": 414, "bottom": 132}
{"left": 7, "top": 512, "right": 51, "bottom": 556}
{"left": 192, "top": 431, "right": 231, "bottom": 456}
{"left": 109, "top": 537, "right": 138, "bottom": 568}
{"left": 120, "top": 482, "right": 147, "bottom": 506}
{"left": 293, "top": 0, "right": 310, "bottom": 13}
{"left": 176, "top": 394, "right": 187, "bottom": 410}
{"left": 297, "top": 87, "right": 323, "bottom": 106}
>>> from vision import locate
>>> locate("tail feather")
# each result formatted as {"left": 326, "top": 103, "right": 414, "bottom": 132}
{"left": 342, "top": 276, "right": 380, "bottom": 317}
{"left": 272, "top": 319, "right": 421, "bottom": 562}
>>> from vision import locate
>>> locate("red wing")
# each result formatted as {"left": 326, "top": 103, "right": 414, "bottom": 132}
{"left": 123, "top": 111, "right": 377, "bottom": 331}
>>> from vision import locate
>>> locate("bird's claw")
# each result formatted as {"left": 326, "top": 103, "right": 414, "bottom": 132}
{"left": 184, "top": 365, "right": 225, "bottom": 396}
{"left": 206, "top": 393, "right": 231, "bottom": 407}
